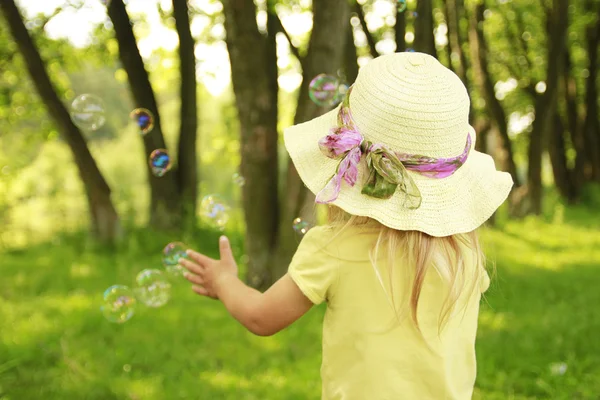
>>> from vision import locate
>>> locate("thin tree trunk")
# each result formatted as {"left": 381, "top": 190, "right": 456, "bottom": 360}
{"left": 343, "top": 19, "right": 359, "bottom": 85}
{"left": 1, "top": 0, "right": 121, "bottom": 243}
{"left": 413, "top": 0, "right": 436, "bottom": 57}
{"left": 548, "top": 113, "right": 576, "bottom": 202}
{"left": 272, "top": 0, "right": 351, "bottom": 281}
{"left": 107, "top": 0, "right": 181, "bottom": 229}
{"left": 563, "top": 48, "right": 586, "bottom": 191}
{"left": 355, "top": 2, "right": 379, "bottom": 58}
{"left": 527, "top": 0, "right": 569, "bottom": 214}
{"left": 222, "top": 0, "right": 279, "bottom": 290}
{"left": 468, "top": 3, "right": 520, "bottom": 186}
{"left": 445, "top": 0, "right": 467, "bottom": 84}
{"left": 395, "top": 6, "right": 406, "bottom": 52}
{"left": 173, "top": 0, "right": 198, "bottom": 223}
{"left": 582, "top": 3, "right": 600, "bottom": 182}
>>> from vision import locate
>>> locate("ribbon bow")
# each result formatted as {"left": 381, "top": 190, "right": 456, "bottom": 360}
{"left": 316, "top": 87, "right": 472, "bottom": 209}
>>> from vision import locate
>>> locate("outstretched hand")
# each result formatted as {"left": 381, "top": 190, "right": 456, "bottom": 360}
{"left": 179, "top": 236, "right": 239, "bottom": 300}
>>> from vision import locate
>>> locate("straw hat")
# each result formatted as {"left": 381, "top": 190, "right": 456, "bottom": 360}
{"left": 284, "top": 52, "right": 513, "bottom": 237}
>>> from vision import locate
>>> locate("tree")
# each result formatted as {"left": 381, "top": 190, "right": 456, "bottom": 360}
{"left": 173, "top": 0, "right": 199, "bottom": 223}
{"left": 223, "top": 0, "right": 350, "bottom": 288}
{"left": 526, "top": 0, "right": 569, "bottom": 214}
{"left": 0, "top": 0, "right": 121, "bottom": 243}
{"left": 107, "top": 0, "right": 200, "bottom": 229}
{"left": 413, "top": 0, "right": 436, "bottom": 56}
{"left": 468, "top": 3, "right": 520, "bottom": 186}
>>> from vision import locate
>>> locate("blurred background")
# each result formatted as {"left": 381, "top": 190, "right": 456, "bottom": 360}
{"left": 0, "top": 0, "right": 599, "bottom": 399}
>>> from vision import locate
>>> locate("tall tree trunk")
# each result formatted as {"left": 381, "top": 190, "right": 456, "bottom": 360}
{"left": 173, "top": 0, "right": 198, "bottom": 223}
{"left": 413, "top": 0, "right": 436, "bottom": 57}
{"left": 272, "top": 0, "right": 351, "bottom": 281}
{"left": 395, "top": 6, "right": 406, "bottom": 52}
{"left": 1, "top": 0, "right": 121, "bottom": 243}
{"left": 582, "top": 3, "right": 600, "bottom": 182}
{"left": 548, "top": 113, "right": 576, "bottom": 202}
{"left": 468, "top": 3, "right": 520, "bottom": 186}
{"left": 355, "top": 2, "right": 379, "bottom": 58}
{"left": 526, "top": 0, "right": 569, "bottom": 214}
{"left": 107, "top": 0, "right": 181, "bottom": 229}
{"left": 222, "top": 0, "right": 279, "bottom": 290}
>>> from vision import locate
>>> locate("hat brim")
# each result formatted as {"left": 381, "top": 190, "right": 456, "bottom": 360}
{"left": 284, "top": 106, "right": 514, "bottom": 237}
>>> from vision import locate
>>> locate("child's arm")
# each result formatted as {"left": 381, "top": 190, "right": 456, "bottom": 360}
{"left": 180, "top": 236, "right": 314, "bottom": 337}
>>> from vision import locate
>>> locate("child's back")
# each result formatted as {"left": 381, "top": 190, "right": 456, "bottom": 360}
{"left": 290, "top": 223, "right": 489, "bottom": 400}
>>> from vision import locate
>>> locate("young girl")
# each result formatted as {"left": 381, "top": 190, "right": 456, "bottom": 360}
{"left": 180, "top": 52, "right": 513, "bottom": 399}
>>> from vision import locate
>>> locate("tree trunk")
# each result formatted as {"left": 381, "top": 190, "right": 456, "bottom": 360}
{"left": 468, "top": 3, "right": 520, "bottom": 186}
{"left": 343, "top": 19, "right": 359, "bottom": 85}
{"left": 413, "top": 0, "right": 436, "bottom": 57}
{"left": 1, "top": 0, "right": 121, "bottom": 243}
{"left": 563, "top": 48, "right": 586, "bottom": 191}
{"left": 107, "top": 0, "right": 181, "bottom": 229}
{"left": 272, "top": 0, "right": 351, "bottom": 281}
{"left": 222, "top": 0, "right": 279, "bottom": 290}
{"left": 582, "top": 3, "right": 600, "bottom": 182}
{"left": 548, "top": 113, "right": 576, "bottom": 202}
{"left": 395, "top": 6, "right": 406, "bottom": 52}
{"left": 173, "top": 0, "right": 198, "bottom": 224}
{"left": 445, "top": 0, "right": 468, "bottom": 84}
{"left": 355, "top": 2, "right": 379, "bottom": 59}
{"left": 526, "top": 0, "right": 569, "bottom": 214}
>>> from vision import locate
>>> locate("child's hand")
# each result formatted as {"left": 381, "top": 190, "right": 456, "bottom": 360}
{"left": 180, "top": 236, "right": 239, "bottom": 300}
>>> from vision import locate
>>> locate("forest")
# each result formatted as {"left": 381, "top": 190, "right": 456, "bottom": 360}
{"left": 0, "top": 0, "right": 599, "bottom": 398}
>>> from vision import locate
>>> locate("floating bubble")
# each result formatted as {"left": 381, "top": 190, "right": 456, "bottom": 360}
{"left": 123, "top": 364, "right": 131, "bottom": 373}
{"left": 101, "top": 285, "right": 136, "bottom": 324}
{"left": 135, "top": 269, "right": 171, "bottom": 308}
{"left": 70, "top": 94, "right": 106, "bottom": 131}
{"left": 292, "top": 217, "right": 311, "bottom": 235}
{"left": 149, "top": 149, "right": 172, "bottom": 177}
{"left": 232, "top": 173, "right": 246, "bottom": 187}
{"left": 309, "top": 74, "right": 342, "bottom": 107}
{"left": 406, "top": 48, "right": 416, "bottom": 52}
{"left": 162, "top": 242, "right": 189, "bottom": 277}
{"left": 397, "top": 0, "right": 407, "bottom": 12}
{"left": 549, "top": 362, "right": 568, "bottom": 376}
{"left": 130, "top": 108, "right": 155, "bottom": 135}
{"left": 410, "top": 11, "right": 418, "bottom": 18}
{"left": 200, "top": 194, "right": 230, "bottom": 231}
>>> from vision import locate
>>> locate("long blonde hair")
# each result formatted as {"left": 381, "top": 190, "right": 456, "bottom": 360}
{"left": 327, "top": 206, "right": 487, "bottom": 335}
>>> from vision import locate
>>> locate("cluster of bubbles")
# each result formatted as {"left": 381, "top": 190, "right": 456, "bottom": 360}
{"left": 70, "top": 95, "right": 168, "bottom": 178}
{"left": 101, "top": 241, "right": 190, "bottom": 323}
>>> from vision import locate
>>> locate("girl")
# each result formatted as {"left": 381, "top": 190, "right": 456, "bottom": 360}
{"left": 180, "top": 52, "right": 513, "bottom": 399}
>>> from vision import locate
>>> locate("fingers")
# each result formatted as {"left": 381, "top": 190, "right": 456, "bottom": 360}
{"left": 184, "top": 271, "right": 204, "bottom": 286}
{"left": 219, "top": 236, "right": 236, "bottom": 265}
{"left": 186, "top": 249, "right": 214, "bottom": 266}
{"left": 179, "top": 258, "right": 204, "bottom": 275}
{"left": 192, "top": 285, "right": 209, "bottom": 297}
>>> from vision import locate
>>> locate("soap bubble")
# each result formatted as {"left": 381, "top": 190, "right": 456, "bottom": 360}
{"left": 70, "top": 94, "right": 106, "bottom": 131}
{"left": 309, "top": 74, "right": 342, "bottom": 107}
{"left": 162, "top": 242, "right": 189, "bottom": 277}
{"left": 130, "top": 108, "right": 155, "bottom": 135}
{"left": 397, "top": 0, "right": 407, "bottom": 12}
{"left": 232, "top": 173, "right": 246, "bottom": 187}
{"left": 410, "top": 11, "right": 418, "bottom": 18}
{"left": 406, "top": 48, "right": 416, "bottom": 52}
{"left": 200, "top": 194, "right": 230, "bottom": 231}
{"left": 135, "top": 269, "right": 171, "bottom": 308}
{"left": 149, "top": 149, "right": 172, "bottom": 177}
{"left": 292, "top": 217, "right": 311, "bottom": 235}
{"left": 101, "top": 285, "right": 136, "bottom": 323}
{"left": 549, "top": 362, "right": 568, "bottom": 376}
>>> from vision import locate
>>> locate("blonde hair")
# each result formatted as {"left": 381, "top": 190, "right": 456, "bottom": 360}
{"left": 327, "top": 206, "right": 487, "bottom": 335}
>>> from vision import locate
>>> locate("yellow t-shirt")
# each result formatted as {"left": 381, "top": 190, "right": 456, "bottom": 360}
{"left": 288, "top": 225, "right": 490, "bottom": 400}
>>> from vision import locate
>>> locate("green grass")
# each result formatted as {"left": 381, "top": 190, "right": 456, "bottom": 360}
{"left": 1, "top": 207, "right": 599, "bottom": 400}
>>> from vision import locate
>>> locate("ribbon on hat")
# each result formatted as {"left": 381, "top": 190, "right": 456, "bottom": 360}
{"left": 316, "top": 87, "right": 472, "bottom": 208}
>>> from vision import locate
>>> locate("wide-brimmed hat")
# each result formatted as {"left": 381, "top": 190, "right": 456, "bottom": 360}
{"left": 284, "top": 52, "right": 513, "bottom": 237}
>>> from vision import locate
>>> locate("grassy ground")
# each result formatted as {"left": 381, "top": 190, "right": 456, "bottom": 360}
{"left": 1, "top": 206, "right": 599, "bottom": 400}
